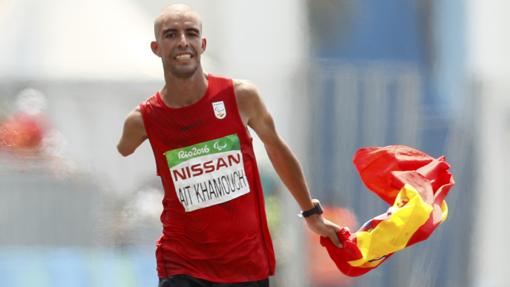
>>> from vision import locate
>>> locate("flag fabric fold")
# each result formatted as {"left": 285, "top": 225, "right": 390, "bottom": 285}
{"left": 320, "top": 145, "right": 455, "bottom": 277}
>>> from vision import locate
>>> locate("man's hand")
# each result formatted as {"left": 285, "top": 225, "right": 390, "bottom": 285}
{"left": 305, "top": 214, "right": 343, "bottom": 248}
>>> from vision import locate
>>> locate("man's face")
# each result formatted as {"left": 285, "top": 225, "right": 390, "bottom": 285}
{"left": 153, "top": 11, "right": 206, "bottom": 78}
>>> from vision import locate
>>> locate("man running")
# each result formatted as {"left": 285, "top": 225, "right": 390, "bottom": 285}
{"left": 117, "top": 4, "right": 341, "bottom": 287}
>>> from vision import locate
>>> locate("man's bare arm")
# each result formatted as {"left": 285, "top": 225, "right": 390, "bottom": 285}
{"left": 235, "top": 80, "right": 341, "bottom": 247}
{"left": 117, "top": 107, "right": 147, "bottom": 157}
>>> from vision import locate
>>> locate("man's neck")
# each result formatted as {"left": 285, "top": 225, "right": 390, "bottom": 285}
{"left": 161, "top": 70, "right": 208, "bottom": 108}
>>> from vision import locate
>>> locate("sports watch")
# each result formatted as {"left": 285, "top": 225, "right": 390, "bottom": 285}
{"left": 299, "top": 199, "right": 323, "bottom": 218}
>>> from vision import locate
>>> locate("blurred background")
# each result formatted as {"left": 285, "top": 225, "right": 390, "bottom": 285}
{"left": 0, "top": 0, "right": 508, "bottom": 286}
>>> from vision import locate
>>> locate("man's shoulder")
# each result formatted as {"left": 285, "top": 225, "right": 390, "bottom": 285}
{"left": 206, "top": 73, "right": 258, "bottom": 95}
{"left": 232, "top": 79, "right": 259, "bottom": 98}
{"left": 231, "top": 79, "right": 265, "bottom": 122}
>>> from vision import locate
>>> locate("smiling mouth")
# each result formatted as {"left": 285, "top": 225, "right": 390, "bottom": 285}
{"left": 175, "top": 53, "right": 193, "bottom": 60}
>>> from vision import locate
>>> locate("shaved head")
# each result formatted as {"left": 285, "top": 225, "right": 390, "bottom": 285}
{"left": 150, "top": 4, "right": 207, "bottom": 79}
{"left": 154, "top": 4, "right": 203, "bottom": 41}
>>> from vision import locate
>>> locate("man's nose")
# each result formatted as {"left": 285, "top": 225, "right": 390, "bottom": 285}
{"left": 177, "top": 33, "right": 189, "bottom": 47}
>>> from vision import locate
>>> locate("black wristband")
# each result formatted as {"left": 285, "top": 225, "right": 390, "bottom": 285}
{"left": 300, "top": 200, "right": 323, "bottom": 218}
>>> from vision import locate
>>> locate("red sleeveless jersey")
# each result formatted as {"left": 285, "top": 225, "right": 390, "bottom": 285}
{"left": 139, "top": 75, "right": 276, "bottom": 282}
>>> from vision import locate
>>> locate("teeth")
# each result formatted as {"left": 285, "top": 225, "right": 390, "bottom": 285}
{"left": 176, "top": 54, "right": 192, "bottom": 60}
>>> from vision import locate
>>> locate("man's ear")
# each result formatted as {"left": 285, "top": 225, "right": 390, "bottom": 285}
{"left": 201, "top": 38, "right": 207, "bottom": 52}
{"left": 151, "top": 41, "right": 161, "bottom": 57}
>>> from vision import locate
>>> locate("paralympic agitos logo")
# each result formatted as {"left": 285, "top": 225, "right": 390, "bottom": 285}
{"left": 213, "top": 141, "right": 227, "bottom": 151}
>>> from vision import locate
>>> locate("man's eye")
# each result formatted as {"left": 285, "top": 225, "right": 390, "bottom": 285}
{"left": 165, "top": 33, "right": 176, "bottom": 38}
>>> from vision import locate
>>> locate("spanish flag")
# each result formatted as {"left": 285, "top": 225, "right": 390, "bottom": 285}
{"left": 320, "top": 145, "right": 455, "bottom": 276}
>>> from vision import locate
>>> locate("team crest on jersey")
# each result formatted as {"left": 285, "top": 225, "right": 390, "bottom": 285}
{"left": 212, "top": 101, "right": 226, "bottom": 119}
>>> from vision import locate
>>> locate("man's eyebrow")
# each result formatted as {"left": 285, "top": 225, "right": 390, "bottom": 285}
{"left": 162, "top": 27, "right": 200, "bottom": 35}
{"left": 162, "top": 28, "right": 177, "bottom": 35}
{"left": 186, "top": 28, "right": 200, "bottom": 33}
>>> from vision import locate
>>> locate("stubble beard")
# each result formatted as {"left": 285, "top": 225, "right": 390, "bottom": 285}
{"left": 170, "top": 63, "right": 200, "bottom": 79}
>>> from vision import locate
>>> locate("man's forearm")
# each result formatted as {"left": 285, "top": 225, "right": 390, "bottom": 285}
{"left": 265, "top": 141, "right": 315, "bottom": 211}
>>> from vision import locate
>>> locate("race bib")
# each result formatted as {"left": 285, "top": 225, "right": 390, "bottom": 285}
{"left": 164, "top": 134, "right": 250, "bottom": 212}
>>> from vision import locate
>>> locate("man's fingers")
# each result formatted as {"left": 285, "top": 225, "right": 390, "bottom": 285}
{"left": 324, "top": 220, "right": 343, "bottom": 247}
{"left": 306, "top": 216, "right": 344, "bottom": 248}
{"left": 328, "top": 230, "right": 342, "bottom": 248}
